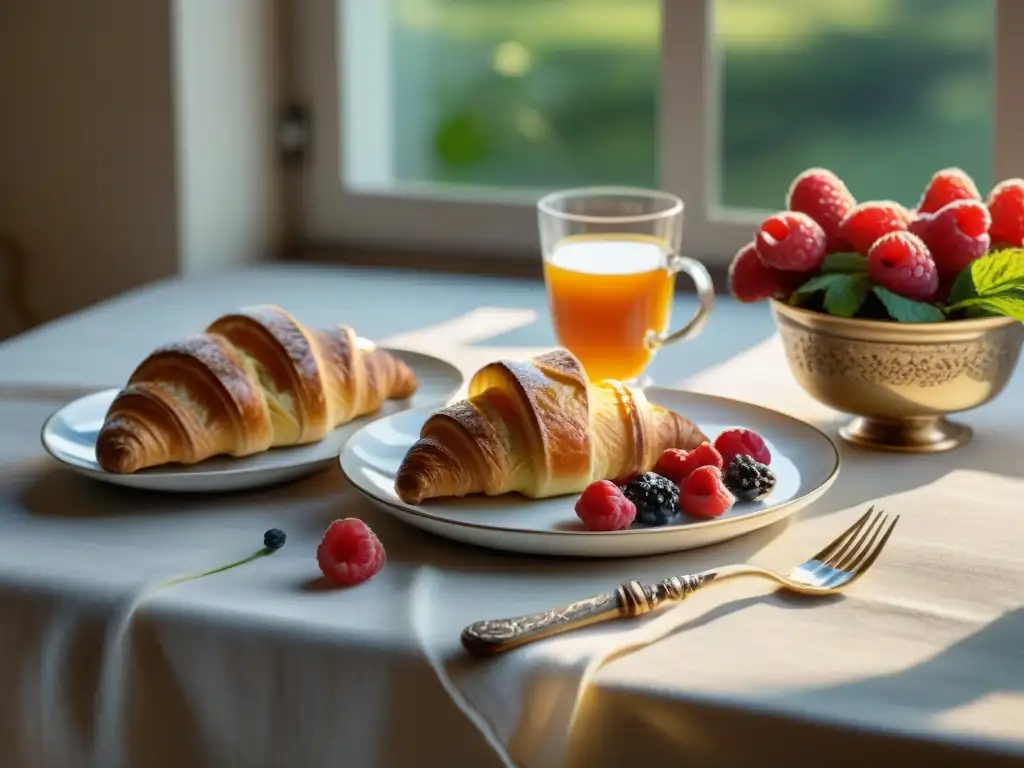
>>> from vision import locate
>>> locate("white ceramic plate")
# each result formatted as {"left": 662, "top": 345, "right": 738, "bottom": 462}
{"left": 41, "top": 349, "right": 465, "bottom": 493}
{"left": 339, "top": 387, "right": 841, "bottom": 558}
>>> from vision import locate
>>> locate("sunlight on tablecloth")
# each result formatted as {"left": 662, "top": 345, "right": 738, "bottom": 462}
{"left": 410, "top": 564, "right": 758, "bottom": 768}
{"left": 5, "top": 288, "right": 1024, "bottom": 768}
{"left": 382, "top": 307, "right": 538, "bottom": 351}
{"left": 407, "top": 325, "right": 1024, "bottom": 767}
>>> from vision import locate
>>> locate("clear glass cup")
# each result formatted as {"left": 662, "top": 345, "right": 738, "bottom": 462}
{"left": 537, "top": 187, "right": 714, "bottom": 386}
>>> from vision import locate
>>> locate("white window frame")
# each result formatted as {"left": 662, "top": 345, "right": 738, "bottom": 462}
{"left": 290, "top": 0, "right": 1023, "bottom": 266}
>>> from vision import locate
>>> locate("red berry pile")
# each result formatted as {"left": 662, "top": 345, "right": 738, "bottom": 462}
{"left": 574, "top": 427, "right": 776, "bottom": 530}
{"left": 728, "top": 167, "right": 1024, "bottom": 323}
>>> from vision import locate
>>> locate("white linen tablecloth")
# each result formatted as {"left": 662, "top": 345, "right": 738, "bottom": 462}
{"left": 0, "top": 265, "right": 1022, "bottom": 768}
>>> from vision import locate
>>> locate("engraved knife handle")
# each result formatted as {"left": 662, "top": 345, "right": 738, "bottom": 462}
{"left": 460, "top": 573, "right": 716, "bottom": 656}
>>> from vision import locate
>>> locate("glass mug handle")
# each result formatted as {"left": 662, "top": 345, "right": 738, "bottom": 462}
{"left": 644, "top": 254, "right": 715, "bottom": 350}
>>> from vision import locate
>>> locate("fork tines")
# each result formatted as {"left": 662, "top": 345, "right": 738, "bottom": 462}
{"left": 814, "top": 505, "right": 900, "bottom": 574}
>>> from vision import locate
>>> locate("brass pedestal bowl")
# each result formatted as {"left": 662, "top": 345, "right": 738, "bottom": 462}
{"left": 771, "top": 300, "right": 1024, "bottom": 453}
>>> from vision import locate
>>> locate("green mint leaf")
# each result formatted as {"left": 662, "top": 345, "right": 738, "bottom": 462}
{"left": 791, "top": 272, "right": 870, "bottom": 317}
{"left": 965, "top": 304, "right": 1002, "bottom": 319}
{"left": 946, "top": 263, "right": 979, "bottom": 306}
{"left": 821, "top": 252, "right": 868, "bottom": 274}
{"left": 970, "top": 294, "right": 1024, "bottom": 322}
{"left": 947, "top": 291, "right": 1024, "bottom": 322}
{"left": 964, "top": 249, "right": 1024, "bottom": 297}
{"left": 793, "top": 273, "right": 847, "bottom": 295}
{"left": 823, "top": 274, "right": 871, "bottom": 317}
{"left": 873, "top": 286, "right": 945, "bottom": 323}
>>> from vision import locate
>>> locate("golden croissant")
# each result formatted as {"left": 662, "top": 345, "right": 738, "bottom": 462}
{"left": 394, "top": 349, "right": 707, "bottom": 504}
{"left": 96, "top": 305, "right": 418, "bottom": 473}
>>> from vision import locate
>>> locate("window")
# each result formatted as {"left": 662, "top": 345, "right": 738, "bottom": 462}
{"left": 718, "top": 0, "right": 993, "bottom": 210}
{"left": 353, "top": 0, "right": 660, "bottom": 193}
{"left": 292, "top": 0, "right": 1020, "bottom": 265}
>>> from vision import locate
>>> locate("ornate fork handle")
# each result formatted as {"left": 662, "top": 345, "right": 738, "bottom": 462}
{"left": 461, "top": 572, "right": 717, "bottom": 656}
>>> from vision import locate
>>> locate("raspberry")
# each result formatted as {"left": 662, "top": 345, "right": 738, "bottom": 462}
{"left": 653, "top": 443, "right": 723, "bottom": 486}
{"left": 754, "top": 211, "right": 827, "bottom": 272}
{"left": 910, "top": 200, "right": 991, "bottom": 280}
{"left": 317, "top": 518, "right": 386, "bottom": 586}
{"left": 917, "top": 167, "right": 981, "bottom": 215}
{"left": 728, "top": 242, "right": 800, "bottom": 302}
{"left": 575, "top": 480, "right": 636, "bottom": 531}
{"left": 681, "top": 466, "right": 735, "bottom": 520}
{"left": 785, "top": 167, "right": 856, "bottom": 252}
{"left": 729, "top": 241, "right": 790, "bottom": 303}
{"left": 713, "top": 428, "right": 771, "bottom": 467}
{"left": 652, "top": 449, "right": 689, "bottom": 486}
{"left": 838, "top": 200, "right": 913, "bottom": 255}
{"left": 867, "top": 231, "right": 939, "bottom": 301}
{"left": 986, "top": 178, "right": 1024, "bottom": 247}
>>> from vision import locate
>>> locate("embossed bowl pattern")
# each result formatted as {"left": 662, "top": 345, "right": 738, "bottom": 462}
{"left": 771, "top": 300, "right": 1024, "bottom": 453}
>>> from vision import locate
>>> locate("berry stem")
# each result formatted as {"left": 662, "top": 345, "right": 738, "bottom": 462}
{"left": 159, "top": 547, "right": 273, "bottom": 589}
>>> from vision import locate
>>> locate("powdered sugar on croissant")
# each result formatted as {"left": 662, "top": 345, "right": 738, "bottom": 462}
{"left": 394, "top": 349, "right": 706, "bottom": 504}
{"left": 96, "top": 305, "right": 417, "bottom": 473}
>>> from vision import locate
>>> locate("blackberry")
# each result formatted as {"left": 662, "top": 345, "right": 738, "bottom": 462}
{"left": 723, "top": 455, "right": 776, "bottom": 502}
{"left": 622, "top": 472, "right": 680, "bottom": 526}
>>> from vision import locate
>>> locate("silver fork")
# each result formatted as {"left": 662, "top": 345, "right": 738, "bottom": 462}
{"left": 461, "top": 506, "right": 899, "bottom": 656}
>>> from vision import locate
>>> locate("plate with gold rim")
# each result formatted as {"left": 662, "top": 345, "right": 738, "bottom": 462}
{"left": 40, "top": 348, "right": 465, "bottom": 493}
{"left": 339, "top": 387, "right": 841, "bottom": 558}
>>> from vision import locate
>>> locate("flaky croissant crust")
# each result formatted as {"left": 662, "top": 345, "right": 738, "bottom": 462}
{"left": 96, "top": 304, "right": 417, "bottom": 473}
{"left": 394, "top": 348, "right": 706, "bottom": 504}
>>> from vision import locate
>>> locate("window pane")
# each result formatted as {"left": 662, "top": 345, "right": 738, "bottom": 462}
{"left": 717, "top": 0, "right": 995, "bottom": 211}
{"left": 348, "top": 0, "right": 659, "bottom": 191}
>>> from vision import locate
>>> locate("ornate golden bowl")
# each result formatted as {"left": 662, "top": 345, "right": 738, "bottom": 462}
{"left": 771, "top": 299, "right": 1024, "bottom": 453}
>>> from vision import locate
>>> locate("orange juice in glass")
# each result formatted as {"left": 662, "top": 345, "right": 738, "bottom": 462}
{"left": 538, "top": 188, "right": 714, "bottom": 385}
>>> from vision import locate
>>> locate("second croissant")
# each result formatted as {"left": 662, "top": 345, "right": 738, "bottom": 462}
{"left": 96, "top": 305, "right": 418, "bottom": 473}
{"left": 394, "top": 348, "right": 707, "bottom": 504}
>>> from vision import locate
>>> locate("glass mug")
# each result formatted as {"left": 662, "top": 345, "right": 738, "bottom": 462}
{"left": 537, "top": 187, "right": 714, "bottom": 384}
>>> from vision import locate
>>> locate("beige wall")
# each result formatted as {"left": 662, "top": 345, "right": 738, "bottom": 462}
{"left": 0, "top": 0, "right": 284, "bottom": 342}
{"left": 172, "top": 0, "right": 284, "bottom": 277}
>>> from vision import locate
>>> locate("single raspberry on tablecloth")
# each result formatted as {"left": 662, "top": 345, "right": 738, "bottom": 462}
{"left": 317, "top": 518, "right": 386, "bottom": 585}
{"left": 714, "top": 428, "right": 771, "bottom": 467}
{"left": 681, "top": 466, "right": 735, "bottom": 520}
{"left": 986, "top": 178, "right": 1024, "bottom": 247}
{"left": 910, "top": 199, "right": 991, "bottom": 281}
{"left": 785, "top": 167, "right": 856, "bottom": 252}
{"left": 867, "top": 231, "right": 939, "bottom": 301}
{"left": 917, "top": 167, "right": 981, "bottom": 215}
{"left": 728, "top": 242, "right": 801, "bottom": 302}
{"left": 575, "top": 480, "right": 636, "bottom": 531}
{"left": 653, "top": 443, "right": 723, "bottom": 486}
{"left": 838, "top": 201, "right": 913, "bottom": 255}
{"left": 754, "top": 211, "right": 827, "bottom": 272}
